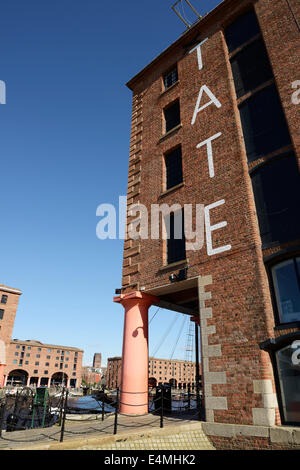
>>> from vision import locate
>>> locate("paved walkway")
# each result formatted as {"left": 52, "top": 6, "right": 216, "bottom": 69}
{"left": 0, "top": 410, "right": 215, "bottom": 450}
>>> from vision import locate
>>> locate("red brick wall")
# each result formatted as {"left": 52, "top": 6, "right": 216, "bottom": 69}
{"left": 120, "top": 0, "right": 300, "bottom": 426}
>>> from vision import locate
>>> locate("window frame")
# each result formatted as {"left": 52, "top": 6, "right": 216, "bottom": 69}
{"left": 260, "top": 332, "right": 300, "bottom": 426}
{"left": 163, "top": 99, "right": 181, "bottom": 134}
{"left": 162, "top": 65, "right": 178, "bottom": 91}
{"left": 164, "top": 145, "right": 183, "bottom": 191}
{"left": 166, "top": 209, "right": 186, "bottom": 265}
{"left": 266, "top": 252, "right": 300, "bottom": 328}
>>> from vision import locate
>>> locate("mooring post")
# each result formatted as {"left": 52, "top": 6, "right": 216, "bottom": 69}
{"left": 102, "top": 385, "right": 105, "bottom": 421}
{"left": 58, "top": 387, "right": 65, "bottom": 427}
{"left": 60, "top": 389, "right": 68, "bottom": 443}
{"left": 0, "top": 398, "right": 6, "bottom": 437}
{"left": 113, "top": 387, "right": 119, "bottom": 435}
{"left": 160, "top": 388, "right": 164, "bottom": 428}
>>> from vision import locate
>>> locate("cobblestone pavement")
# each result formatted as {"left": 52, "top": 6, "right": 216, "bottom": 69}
{"left": 0, "top": 410, "right": 215, "bottom": 450}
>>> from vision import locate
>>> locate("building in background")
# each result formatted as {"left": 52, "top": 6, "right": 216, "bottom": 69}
{"left": 0, "top": 283, "right": 83, "bottom": 388}
{"left": 5, "top": 339, "right": 83, "bottom": 388}
{"left": 0, "top": 284, "right": 22, "bottom": 387}
{"left": 81, "top": 366, "right": 101, "bottom": 386}
{"left": 107, "top": 357, "right": 122, "bottom": 389}
{"left": 93, "top": 353, "right": 102, "bottom": 370}
{"left": 107, "top": 356, "right": 200, "bottom": 390}
{"left": 113, "top": 0, "right": 300, "bottom": 445}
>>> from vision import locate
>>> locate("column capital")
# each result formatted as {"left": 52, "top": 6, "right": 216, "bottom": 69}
{"left": 114, "top": 291, "right": 159, "bottom": 307}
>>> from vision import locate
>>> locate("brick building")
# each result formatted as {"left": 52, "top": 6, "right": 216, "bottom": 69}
{"left": 0, "top": 284, "right": 22, "bottom": 387}
{"left": 4, "top": 339, "right": 83, "bottom": 388}
{"left": 0, "top": 283, "right": 83, "bottom": 388}
{"left": 93, "top": 353, "right": 102, "bottom": 369}
{"left": 113, "top": 0, "right": 300, "bottom": 446}
{"left": 107, "top": 356, "right": 199, "bottom": 390}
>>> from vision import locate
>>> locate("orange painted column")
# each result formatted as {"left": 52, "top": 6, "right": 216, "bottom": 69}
{"left": 0, "top": 364, "right": 6, "bottom": 388}
{"left": 114, "top": 291, "right": 158, "bottom": 415}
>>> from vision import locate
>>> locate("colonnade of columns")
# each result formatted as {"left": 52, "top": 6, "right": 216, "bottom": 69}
{"left": 2, "top": 374, "right": 72, "bottom": 388}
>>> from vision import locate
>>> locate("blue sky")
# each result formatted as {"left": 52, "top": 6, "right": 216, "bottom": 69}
{"left": 0, "top": 0, "right": 220, "bottom": 366}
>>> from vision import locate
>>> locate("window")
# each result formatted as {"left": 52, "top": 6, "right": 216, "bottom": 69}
{"left": 224, "top": 9, "right": 260, "bottom": 53}
{"left": 13, "top": 360, "right": 17, "bottom": 364}
{"left": 36, "top": 354, "right": 40, "bottom": 358}
{"left": 33, "top": 370, "right": 38, "bottom": 374}
{"left": 45, "top": 362, "right": 49, "bottom": 366}
{"left": 230, "top": 38, "right": 273, "bottom": 98}
{"left": 166, "top": 210, "right": 186, "bottom": 265}
{"left": 163, "top": 66, "right": 178, "bottom": 90}
{"left": 239, "top": 85, "right": 291, "bottom": 162}
{"left": 225, "top": 10, "right": 291, "bottom": 163}
{"left": 275, "top": 341, "right": 300, "bottom": 425}
{"left": 44, "top": 371, "right": 48, "bottom": 375}
{"left": 15, "top": 352, "right": 18, "bottom": 356}
{"left": 251, "top": 154, "right": 300, "bottom": 246}
{"left": 46, "top": 355, "right": 51, "bottom": 359}
{"left": 0, "top": 309, "right": 4, "bottom": 320}
{"left": 1, "top": 295, "right": 8, "bottom": 304}
{"left": 164, "top": 100, "right": 180, "bottom": 133}
{"left": 35, "top": 362, "right": 39, "bottom": 366}
{"left": 165, "top": 147, "right": 183, "bottom": 190}
{"left": 272, "top": 258, "right": 300, "bottom": 324}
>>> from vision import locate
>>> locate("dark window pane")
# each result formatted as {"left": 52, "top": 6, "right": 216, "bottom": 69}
{"left": 165, "top": 147, "right": 183, "bottom": 189}
{"left": 0, "top": 309, "right": 4, "bottom": 320}
{"left": 231, "top": 38, "right": 273, "bottom": 98}
{"left": 272, "top": 258, "right": 300, "bottom": 323}
{"left": 251, "top": 155, "right": 300, "bottom": 245}
{"left": 239, "top": 85, "right": 291, "bottom": 161}
{"left": 1, "top": 295, "right": 8, "bottom": 304}
{"left": 276, "top": 343, "right": 300, "bottom": 424}
{"left": 164, "top": 100, "right": 180, "bottom": 133}
{"left": 167, "top": 211, "right": 186, "bottom": 264}
{"left": 225, "top": 9, "right": 261, "bottom": 52}
{"left": 163, "top": 66, "right": 178, "bottom": 90}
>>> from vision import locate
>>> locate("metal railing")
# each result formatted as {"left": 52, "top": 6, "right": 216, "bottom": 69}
{"left": 0, "top": 384, "right": 204, "bottom": 445}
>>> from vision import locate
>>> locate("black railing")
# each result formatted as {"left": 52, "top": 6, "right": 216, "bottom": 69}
{"left": 0, "top": 385, "right": 204, "bottom": 444}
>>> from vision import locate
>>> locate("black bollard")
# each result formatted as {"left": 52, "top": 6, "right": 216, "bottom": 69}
{"left": 113, "top": 388, "right": 119, "bottom": 435}
{"left": 0, "top": 400, "right": 6, "bottom": 437}
{"left": 102, "top": 386, "right": 105, "bottom": 421}
{"left": 60, "top": 389, "right": 68, "bottom": 443}
{"left": 160, "top": 387, "right": 164, "bottom": 428}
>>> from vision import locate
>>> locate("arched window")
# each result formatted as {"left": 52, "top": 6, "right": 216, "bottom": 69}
{"left": 271, "top": 257, "right": 300, "bottom": 325}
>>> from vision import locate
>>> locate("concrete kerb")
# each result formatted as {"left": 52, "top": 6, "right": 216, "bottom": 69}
{"left": 202, "top": 421, "right": 300, "bottom": 446}
{"left": 2, "top": 421, "right": 213, "bottom": 451}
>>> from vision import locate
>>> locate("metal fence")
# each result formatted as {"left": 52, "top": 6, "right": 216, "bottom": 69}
{"left": 0, "top": 385, "right": 204, "bottom": 445}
